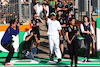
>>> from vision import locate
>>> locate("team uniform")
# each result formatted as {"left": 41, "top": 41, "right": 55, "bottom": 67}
{"left": 31, "top": 18, "right": 41, "bottom": 40}
{"left": 47, "top": 18, "right": 62, "bottom": 59}
{"left": 65, "top": 25, "right": 78, "bottom": 65}
{"left": 80, "top": 22, "right": 94, "bottom": 59}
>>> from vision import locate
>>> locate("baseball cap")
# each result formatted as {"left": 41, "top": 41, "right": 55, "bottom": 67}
{"left": 51, "top": 12, "right": 56, "bottom": 16}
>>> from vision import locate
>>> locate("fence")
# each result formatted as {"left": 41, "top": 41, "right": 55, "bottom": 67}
{"left": 0, "top": 0, "right": 99, "bottom": 24}
{"left": 0, "top": 0, "right": 32, "bottom": 24}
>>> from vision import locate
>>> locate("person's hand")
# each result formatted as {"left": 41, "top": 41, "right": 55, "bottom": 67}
{"left": 30, "top": 32, "right": 33, "bottom": 36}
{"left": 57, "top": 7, "right": 61, "bottom": 11}
{"left": 36, "top": 23, "right": 39, "bottom": 26}
{"left": 17, "top": 23, "right": 20, "bottom": 27}
{"left": 89, "top": 32, "right": 92, "bottom": 35}
{"left": 68, "top": 40, "right": 71, "bottom": 44}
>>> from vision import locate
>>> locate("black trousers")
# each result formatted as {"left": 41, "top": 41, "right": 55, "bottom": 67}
{"left": 1, "top": 42, "right": 14, "bottom": 62}
{"left": 83, "top": 34, "right": 92, "bottom": 59}
{"left": 84, "top": 37, "right": 92, "bottom": 59}
{"left": 67, "top": 38, "right": 78, "bottom": 64}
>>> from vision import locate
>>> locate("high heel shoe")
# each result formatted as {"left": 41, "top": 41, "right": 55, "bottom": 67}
{"left": 71, "top": 61, "right": 73, "bottom": 67}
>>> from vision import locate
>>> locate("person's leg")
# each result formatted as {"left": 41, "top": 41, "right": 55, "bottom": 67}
{"left": 60, "top": 40, "right": 64, "bottom": 53}
{"left": 67, "top": 43, "right": 73, "bottom": 66}
{"left": 68, "top": 44, "right": 73, "bottom": 61}
{"left": 49, "top": 36, "right": 54, "bottom": 54}
{"left": 87, "top": 42, "right": 91, "bottom": 60}
{"left": 73, "top": 40, "right": 78, "bottom": 66}
{"left": 1, "top": 42, "right": 14, "bottom": 63}
{"left": 54, "top": 36, "right": 61, "bottom": 59}
{"left": 27, "top": 47, "right": 37, "bottom": 59}
{"left": 60, "top": 40, "right": 64, "bottom": 58}
{"left": 49, "top": 36, "right": 55, "bottom": 61}
{"left": 6, "top": 46, "right": 14, "bottom": 62}
{"left": 83, "top": 39, "right": 88, "bottom": 62}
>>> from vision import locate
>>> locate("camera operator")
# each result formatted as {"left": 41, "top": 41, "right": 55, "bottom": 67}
{"left": 22, "top": 30, "right": 38, "bottom": 60}
{"left": 1, "top": 19, "right": 19, "bottom": 66}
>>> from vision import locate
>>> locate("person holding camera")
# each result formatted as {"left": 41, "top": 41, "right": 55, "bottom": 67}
{"left": 65, "top": 18, "right": 79, "bottom": 67}
{"left": 22, "top": 30, "right": 38, "bottom": 60}
{"left": 1, "top": 19, "right": 19, "bottom": 66}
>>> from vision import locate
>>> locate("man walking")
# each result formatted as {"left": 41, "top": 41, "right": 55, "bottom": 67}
{"left": 43, "top": 5, "right": 63, "bottom": 63}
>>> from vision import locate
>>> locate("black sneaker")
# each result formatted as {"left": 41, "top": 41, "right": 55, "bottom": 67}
{"left": 49, "top": 54, "right": 54, "bottom": 61}
{"left": 57, "top": 59, "right": 61, "bottom": 63}
{"left": 87, "top": 59, "right": 91, "bottom": 62}
{"left": 75, "top": 65, "right": 77, "bottom": 67}
{"left": 62, "top": 53, "right": 65, "bottom": 58}
{"left": 82, "top": 58, "right": 87, "bottom": 62}
{"left": 71, "top": 61, "right": 73, "bottom": 67}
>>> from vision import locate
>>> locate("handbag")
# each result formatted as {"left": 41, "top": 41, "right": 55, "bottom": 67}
{"left": 77, "top": 35, "right": 87, "bottom": 50}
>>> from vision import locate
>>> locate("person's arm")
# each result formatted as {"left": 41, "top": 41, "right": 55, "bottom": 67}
{"left": 10, "top": 26, "right": 19, "bottom": 35}
{"left": 76, "top": 26, "right": 80, "bottom": 35}
{"left": 43, "top": 4, "right": 48, "bottom": 21}
{"left": 58, "top": 30, "right": 62, "bottom": 37}
{"left": 32, "top": 25, "right": 38, "bottom": 27}
{"left": 58, "top": 30, "right": 63, "bottom": 40}
{"left": 90, "top": 24, "right": 96, "bottom": 41}
{"left": 34, "top": 34, "right": 39, "bottom": 48}
{"left": 57, "top": 21, "right": 63, "bottom": 40}
{"left": 37, "top": 16, "right": 44, "bottom": 24}
{"left": 25, "top": 32, "right": 33, "bottom": 41}
{"left": 61, "top": 24, "right": 66, "bottom": 27}
{"left": 62, "top": 8, "right": 68, "bottom": 11}
{"left": 66, "top": 32, "right": 71, "bottom": 44}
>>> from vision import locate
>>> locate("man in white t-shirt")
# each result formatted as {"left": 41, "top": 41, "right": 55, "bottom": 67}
{"left": 43, "top": 5, "right": 63, "bottom": 63}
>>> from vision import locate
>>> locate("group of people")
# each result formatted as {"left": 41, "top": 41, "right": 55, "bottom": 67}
{"left": 0, "top": 0, "right": 96, "bottom": 67}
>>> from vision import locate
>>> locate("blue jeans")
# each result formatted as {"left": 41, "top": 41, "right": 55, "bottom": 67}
{"left": 22, "top": 47, "right": 37, "bottom": 60}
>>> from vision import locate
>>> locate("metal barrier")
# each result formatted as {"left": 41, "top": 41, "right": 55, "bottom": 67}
{"left": 0, "top": 0, "right": 32, "bottom": 24}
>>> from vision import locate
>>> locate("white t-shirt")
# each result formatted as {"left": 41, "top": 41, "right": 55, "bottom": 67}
{"left": 80, "top": 22, "right": 94, "bottom": 34}
{"left": 47, "top": 18, "right": 62, "bottom": 36}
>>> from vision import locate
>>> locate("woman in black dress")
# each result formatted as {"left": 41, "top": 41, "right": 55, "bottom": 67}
{"left": 65, "top": 18, "right": 79, "bottom": 67}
